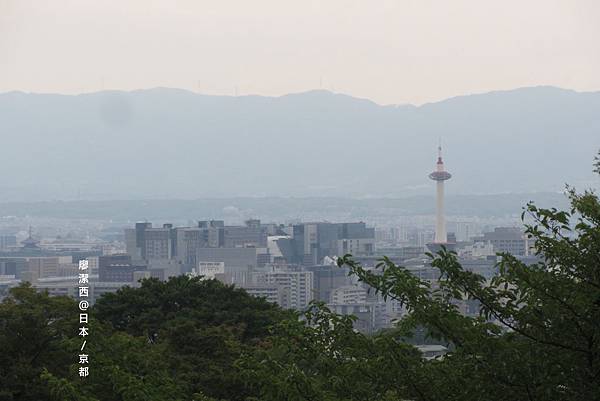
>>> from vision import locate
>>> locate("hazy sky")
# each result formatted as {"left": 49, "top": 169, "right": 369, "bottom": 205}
{"left": 1, "top": 0, "right": 599, "bottom": 104}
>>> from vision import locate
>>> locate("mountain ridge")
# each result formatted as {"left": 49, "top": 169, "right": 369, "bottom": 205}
{"left": 3, "top": 85, "right": 599, "bottom": 106}
{"left": 0, "top": 86, "right": 598, "bottom": 201}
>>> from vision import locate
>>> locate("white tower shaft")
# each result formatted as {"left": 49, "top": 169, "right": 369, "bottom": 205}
{"left": 435, "top": 180, "right": 447, "bottom": 243}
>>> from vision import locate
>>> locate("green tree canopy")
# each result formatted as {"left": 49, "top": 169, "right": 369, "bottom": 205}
{"left": 240, "top": 154, "right": 600, "bottom": 401}
{"left": 0, "top": 284, "right": 76, "bottom": 401}
{"left": 0, "top": 276, "right": 292, "bottom": 400}
{"left": 332, "top": 188, "right": 600, "bottom": 400}
{"left": 92, "top": 276, "right": 293, "bottom": 400}
{"left": 94, "top": 276, "right": 292, "bottom": 343}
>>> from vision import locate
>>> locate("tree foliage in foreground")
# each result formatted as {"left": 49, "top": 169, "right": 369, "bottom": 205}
{"left": 0, "top": 277, "right": 292, "bottom": 401}
{"left": 240, "top": 159, "right": 600, "bottom": 401}
{"left": 93, "top": 276, "right": 294, "bottom": 400}
{"left": 238, "top": 303, "right": 433, "bottom": 401}
{"left": 331, "top": 188, "right": 600, "bottom": 400}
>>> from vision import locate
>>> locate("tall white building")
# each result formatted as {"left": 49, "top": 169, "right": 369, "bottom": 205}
{"left": 253, "top": 269, "right": 313, "bottom": 310}
{"left": 428, "top": 146, "right": 452, "bottom": 244}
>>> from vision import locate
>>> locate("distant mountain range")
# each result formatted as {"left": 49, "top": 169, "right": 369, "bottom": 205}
{"left": 0, "top": 86, "right": 598, "bottom": 201}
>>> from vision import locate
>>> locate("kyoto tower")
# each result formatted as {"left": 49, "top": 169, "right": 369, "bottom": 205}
{"left": 428, "top": 145, "right": 452, "bottom": 245}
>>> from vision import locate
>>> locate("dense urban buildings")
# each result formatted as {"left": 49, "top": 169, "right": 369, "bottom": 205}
{"left": 0, "top": 209, "right": 533, "bottom": 334}
{"left": 0, "top": 147, "right": 543, "bottom": 334}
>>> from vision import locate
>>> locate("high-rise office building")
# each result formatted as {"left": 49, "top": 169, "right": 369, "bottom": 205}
{"left": 254, "top": 268, "right": 313, "bottom": 310}
{"left": 99, "top": 254, "right": 147, "bottom": 283}
{"left": 277, "top": 222, "right": 375, "bottom": 265}
{"left": 480, "top": 227, "right": 531, "bottom": 256}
